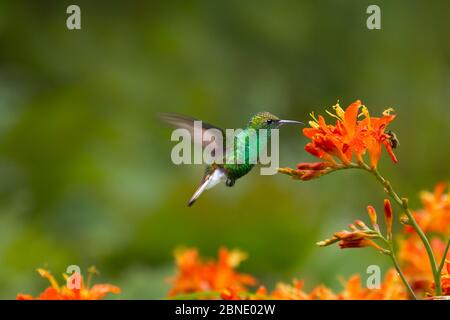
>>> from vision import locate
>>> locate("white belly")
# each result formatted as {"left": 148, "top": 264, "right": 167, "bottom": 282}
{"left": 205, "top": 169, "right": 226, "bottom": 190}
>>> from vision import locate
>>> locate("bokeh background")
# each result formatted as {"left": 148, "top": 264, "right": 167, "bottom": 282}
{"left": 0, "top": 0, "right": 449, "bottom": 299}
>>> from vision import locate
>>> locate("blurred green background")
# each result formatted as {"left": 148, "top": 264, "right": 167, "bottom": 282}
{"left": 0, "top": 0, "right": 449, "bottom": 299}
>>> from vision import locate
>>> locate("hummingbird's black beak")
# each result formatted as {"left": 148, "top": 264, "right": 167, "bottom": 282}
{"left": 278, "top": 119, "right": 304, "bottom": 126}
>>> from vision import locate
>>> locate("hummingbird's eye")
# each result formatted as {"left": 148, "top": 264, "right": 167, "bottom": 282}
{"left": 266, "top": 119, "right": 273, "bottom": 124}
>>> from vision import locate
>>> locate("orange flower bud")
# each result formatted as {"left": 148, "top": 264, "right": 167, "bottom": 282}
{"left": 355, "top": 219, "right": 368, "bottom": 230}
{"left": 331, "top": 230, "right": 385, "bottom": 251}
{"left": 318, "top": 225, "right": 387, "bottom": 253}
{"left": 316, "top": 236, "right": 340, "bottom": 247}
{"left": 366, "top": 206, "right": 377, "bottom": 225}
{"left": 339, "top": 238, "right": 385, "bottom": 251}
{"left": 366, "top": 205, "right": 380, "bottom": 232}
{"left": 277, "top": 167, "right": 298, "bottom": 176}
{"left": 296, "top": 162, "right": 331, "bottom": 170}
{"left": 296, "top": 162, "right": 314, "bottom": 170}
{"left": 300, "top": 170, "right": 324, "bottom": 181}
{"left": 334, "top": 230, "right": 385, "bottom": 251}
{"left": 384, "top": 199, "right": 393, "bottom": 239}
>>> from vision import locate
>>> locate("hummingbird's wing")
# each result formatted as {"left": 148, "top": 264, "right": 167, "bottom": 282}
{"left": 158, "top": 112, "right": 225, "bottom": 151}
{"left": 188, "top": 168, "right": 226, "bottom": 206}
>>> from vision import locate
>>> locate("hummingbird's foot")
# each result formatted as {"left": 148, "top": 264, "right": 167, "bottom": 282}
{"left": 226, "top": 178, "right": 235, "bottom": 187}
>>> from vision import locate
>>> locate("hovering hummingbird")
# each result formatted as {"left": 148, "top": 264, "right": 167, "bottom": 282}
{"left": 159, "top": 112, "right": 303, "bottom": 206}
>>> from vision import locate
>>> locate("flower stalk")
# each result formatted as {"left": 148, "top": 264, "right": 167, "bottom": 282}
{"left": 378, "top": 233, "right": 416, "bottom": 299}
{"left": 317, "top": 195, "right": 417, "bottom": 299}
{"left": 358, "top": 162, "right": 442, "bottom": 296}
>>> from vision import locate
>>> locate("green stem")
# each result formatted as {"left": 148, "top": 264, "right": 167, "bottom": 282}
{"left": 390, "top": 250, "right": 417, "bottom": 299}
{"left": 380, "top": 236, "right": 416, "bottom": 299}
{"left": 358, "top": 163, "right": 441, "bottom": 296}
{"left": 438, "top": 238, "right": 450, "bottom": 274}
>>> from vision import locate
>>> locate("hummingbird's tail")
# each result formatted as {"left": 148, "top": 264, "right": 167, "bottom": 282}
{"left": 188, "top": 168, "right": 227, "bottom": 206}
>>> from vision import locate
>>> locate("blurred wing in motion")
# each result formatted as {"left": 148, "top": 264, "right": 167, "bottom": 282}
{"left": 158, "top": 112, "right": 225, "bottom": 153}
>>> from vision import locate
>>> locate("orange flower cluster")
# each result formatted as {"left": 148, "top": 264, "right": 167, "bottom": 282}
{"left": 222, "top": 280, "right": 336, "bottom": 300}
{"left": 239, "top": 269, "right": 406, "bottom": 300}
{"left": 168, "top": 247, "right": 257, "bottom": 297}
{"left": 397, "top": 236, "right": 448, "bottom": 293}
{"left": 279, "top": 101, "right": 398, "bottom": 180}
{"left": 337, "top": 270, "right": 407, "bottom": 300}
{"left": 168, "top": 248, "right": 407, "bottom": 300}
{"left": 395, "top": 183, "right": 450, "bottom": 296}
{"left": 167, "top": 182, "right": 449, "bottom": 300}
{"left": 17, "top": 267, "right": 120, "bottom": 300}
{"left": 407, "top": 182, "right": 450, "bottom": 235}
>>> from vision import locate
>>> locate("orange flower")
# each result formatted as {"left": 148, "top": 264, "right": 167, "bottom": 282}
{"left": 358, "top": 107, "right": 398, "bottom": 167}
{"left": 271, "top": 280, "right": 339, "bottom": 300}
{"left": 221, "top": 280, "right": 336, "bottom": 300}
{"left": 398, "top": 236, "right": 449, "bottom": 293}
{"left": 280, "top": 101, "right": 398, "bottom": 180}
{"left": 221, "top": 269, "right": 406, "bottom": 300}
{"left": 338, "top": 269, "right": 407, "bottom": 300}
{"left": 407, "top": 182, "right": 450, "bottom": 235}
{"left": 270, "top": 280, "right": 315, "bottom": 300}
{"left": 17, "top": 267, "right": 120, "bottom": 300}
{"left": 168, "top": 247, "right": 256, "bottom": 297}
{"left": 303, "top": 101, "right": 362, "bottom": 164}
{"left": 171, "top": 247, "right": 413, "bottom": 300}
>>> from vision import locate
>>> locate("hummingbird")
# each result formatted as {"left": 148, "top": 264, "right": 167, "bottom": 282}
{"left": 159, "top": 112, "right": 303, "bottom": 206}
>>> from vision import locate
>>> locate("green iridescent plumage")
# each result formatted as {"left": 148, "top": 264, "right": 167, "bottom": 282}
{"left": 222, "top": 112, "right": 281, "bottom": 180}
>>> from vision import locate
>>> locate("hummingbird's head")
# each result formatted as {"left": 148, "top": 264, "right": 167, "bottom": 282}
{"left": 248, "top": 112, "right": 303, "bottom": 130}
